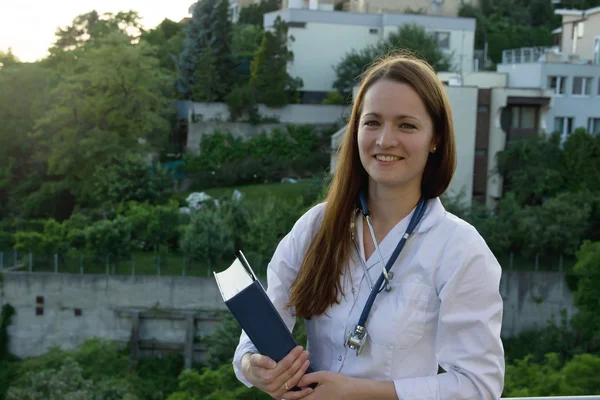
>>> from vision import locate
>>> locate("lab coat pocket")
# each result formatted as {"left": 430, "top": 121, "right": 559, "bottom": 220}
{"left": 368, "top": 281, "right": 432, "bottom": 348}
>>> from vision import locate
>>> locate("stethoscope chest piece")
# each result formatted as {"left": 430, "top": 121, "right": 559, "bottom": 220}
{"left": 344, "top": 324, "right": 367, "bottom": 355}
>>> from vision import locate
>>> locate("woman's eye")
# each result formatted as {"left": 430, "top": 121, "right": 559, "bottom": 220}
{"left": 364, "top": 120, "right": 379, "bottom": 126}
{"left": 400, "top": 123, "right": 417, "bottom": 130}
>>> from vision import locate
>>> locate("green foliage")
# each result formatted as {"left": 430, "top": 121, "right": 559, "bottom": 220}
{"left": 4, "top": 339, "right": 182, "bottom": 400}
{"left": 321, "top": 91, "right": 347, "bottom": 105}
{"left": 333, "top": 23, "right": 452, "bottom": 96}
{"left": 202, "top": 313, "right": 242, "bottom": 369}
{"left": 0, "top": 304, "right": 15, "bottom": 362}
{"left": 34, "top": 31, "right": 172, "bottom": 205}
{"left": 84, "top": 217, "right": 133, "bottom": 266}
{"left": 503, "top": 352, "right": 600, "bottom": 397}
{"left": 248, "top": 17, "right": 302, "bottom": 108}
{"left": 180, "top": 203, "right": 235, "bottom": 269}
{"left": 458, "top": 0, "right": 557, "bottom": 64}
{"left": 14, "top": 219, "right": 68, "bottom": 255}
{"left": 119, "top": 200, "right": 182, "bottom": 252}
{"left": 183, "top": 126, "right": 328, "bottom": 190}
{"left": 167, "top": 364, "right": 268, "bottom": 400}
{"left": 0, "top": 62, "right": 53, "bottom": 220}
{"left": 140, "top": 19, "right": 186, "bottom": 74}
{"left": 571, "top": 241, "right": 600, "bottom": 350}
{"left": 238, "top": 0, "right": 281, "bottom": 26}
{"left": 242, "top": 196, "right": 305, "bottom": 269}
{"left": 93, "top": 153, "right": 173, "bottom": 208}
{"left": 177, "top": 0, "right": 234, "bottom": 101}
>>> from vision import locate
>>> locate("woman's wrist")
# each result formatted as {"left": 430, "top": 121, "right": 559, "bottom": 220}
{"left": 348, "top": 377, "right": 397, "bottom": 400}
{"left": 241, "top": 352, "right": 254, "bottom": 379}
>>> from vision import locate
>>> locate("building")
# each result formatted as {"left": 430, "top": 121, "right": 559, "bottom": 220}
{"left": 282, "top": 0, "right": 479, "bottom": 17}
{"left": 555, "top": 6, "right": 600, "bottom": 63}
{"left": 264, "top": 5, "right": 475, "bottom": 103}
{"left": 494, "top": 7, "right": 600, "bottom": 139}
{"left": 330, "top": 73, "right": 553, "bottom": 209}
{"left": 345, "top": 0, "right": 479, "bottom": 17}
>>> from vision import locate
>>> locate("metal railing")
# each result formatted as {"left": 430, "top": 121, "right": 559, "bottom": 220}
{"left": 501, "top": 46, "right": 559, "bottom": 64}
{"left": 502, "top": 397, "right": 600, "bottom": 399}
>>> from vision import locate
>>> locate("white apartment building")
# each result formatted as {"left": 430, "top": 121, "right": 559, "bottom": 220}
{"left": 264, "top": 3, "right": 475, "bottom": 103}
{"left": 495, "top": 6, "right": 600, "bottom": 139}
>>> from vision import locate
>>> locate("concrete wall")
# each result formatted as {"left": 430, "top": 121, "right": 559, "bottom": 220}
{"left": 444, "top": 85, "right": 478, "bottom": 205}
{"left": 1, "top": 269, "right": 578, "bottom": 359}
{"left": 497, "top": 63, "right": 544, "bottom": 88}
{"left": 185, "top": 102, "right": 349, "bottom": 154}
{"left": 438, "top": 71, "right": 508, "bottom": 89}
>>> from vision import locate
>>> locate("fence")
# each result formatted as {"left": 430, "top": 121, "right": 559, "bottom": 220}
{"left": 0, "top": 250, "right": 266, "bottom": 278}
{"left": 0, "top": 250, "right": 577, "bottom": 278}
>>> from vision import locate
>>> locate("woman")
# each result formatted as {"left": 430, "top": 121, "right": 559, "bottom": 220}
{"left": 232, "top": 55, "right": 505, "bottom": 400}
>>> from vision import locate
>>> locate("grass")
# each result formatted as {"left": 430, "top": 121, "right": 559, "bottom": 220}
{"left": 173, "top": 178, "right": 322, "bottom": 206}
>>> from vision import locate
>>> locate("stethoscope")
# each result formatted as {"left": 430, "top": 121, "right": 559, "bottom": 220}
{"left": 344, "top": 191, "right": 428, "bottom": 355}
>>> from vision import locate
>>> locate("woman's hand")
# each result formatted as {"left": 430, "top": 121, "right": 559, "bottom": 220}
{"left": 296, "top": 371, "right": 397, "bottom": 400}
{"left": 241, "top": 346, "right": 313, "bottom": 399}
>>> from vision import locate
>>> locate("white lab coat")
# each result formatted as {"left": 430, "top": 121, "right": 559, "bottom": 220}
{"left": 233, "top": 198, "right": 505, "bottom": 399}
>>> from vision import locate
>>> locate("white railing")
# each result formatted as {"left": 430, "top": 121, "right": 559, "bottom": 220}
{"left": 502, "top": 397, "right": 600, "bottom": 399}
{"left": 501, "top": 46, "right": 559, "bottom": 64}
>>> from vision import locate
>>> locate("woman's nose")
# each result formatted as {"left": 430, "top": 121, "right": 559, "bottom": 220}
{"left": 376, "top": 123, "right": 397, "bottom": 149}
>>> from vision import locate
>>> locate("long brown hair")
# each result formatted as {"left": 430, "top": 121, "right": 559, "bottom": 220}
{"left": 288, "top": 54, "right": 457, "bottom": 318}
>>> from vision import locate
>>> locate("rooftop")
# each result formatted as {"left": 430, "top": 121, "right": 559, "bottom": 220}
{"left": 501, "top": 46, "right": 594, "bottom": 65}
{"left": 264, "top": 8, "right": 475, "bottom": 31}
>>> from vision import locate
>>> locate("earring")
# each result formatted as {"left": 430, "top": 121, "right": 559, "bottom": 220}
{"left": 431, "top": 146, "right": 437, "bottom": 153}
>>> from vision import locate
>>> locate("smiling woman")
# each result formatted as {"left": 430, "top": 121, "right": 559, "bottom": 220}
{"left": 232, "top": 55, "right": 504, "bottom": 400}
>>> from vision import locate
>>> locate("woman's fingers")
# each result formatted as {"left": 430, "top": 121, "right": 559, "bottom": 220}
{"left": 274, "top": 351, "right": 310, "bottom": 391}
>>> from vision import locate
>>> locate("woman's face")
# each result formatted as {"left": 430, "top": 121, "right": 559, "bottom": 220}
{"left": 357, "top": 79, "right": 436, "bottom": 192}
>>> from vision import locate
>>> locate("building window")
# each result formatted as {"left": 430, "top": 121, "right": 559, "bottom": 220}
{"left": 74, "top": 308, "right": 82, "bottom": 317}
{"left": 588, "top": 118, "right": 600, "bottom": 134}
{"left": 594, "top": 37, "right": 600, "bottom": 65}
{"left": 369, "top": 28, "right": 378, "bottom": 34}
{"left": 511, "top": 106, "right": 537, "bottom": 129}
{"left": 572, "top": 77, "right": 592, "bottom": 96}
{"left": 554, "top": 117, "right": 574, "bottom": 136}
{"left": 287, "top": 22, "right": 306, "bottom": 28}
{"left": 435, "top": 32, "right": 450, "bottom": 49}
{"left": 547, "top": 76, "right": 566, "bottom": 95}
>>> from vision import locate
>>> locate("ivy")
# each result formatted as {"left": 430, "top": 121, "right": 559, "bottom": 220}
{"left": 0, "top": 303, "right": 15, "bottom": 361}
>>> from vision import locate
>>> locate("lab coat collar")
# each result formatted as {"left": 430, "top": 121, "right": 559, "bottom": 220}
{"left": 356, "top": 197, "right": 447, "bottom": 269}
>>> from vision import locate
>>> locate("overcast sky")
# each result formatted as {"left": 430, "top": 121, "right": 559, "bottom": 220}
{"left": 0, "top": 1, "right": 195, "bottom": 62}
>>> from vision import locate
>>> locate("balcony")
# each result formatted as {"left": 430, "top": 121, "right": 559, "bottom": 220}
{"left": 501, "top": 46, "right": 595, "bottom": 65}
{"left": 501, "top": 47, "right": 560, "bottom": 64}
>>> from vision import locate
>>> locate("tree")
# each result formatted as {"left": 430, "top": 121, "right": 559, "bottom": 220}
{"left": 0, "top": 63, "right": 53, "bottom": 219}
{"left": 140, "top": 19, "right": 186, "bottom": 74}
{"left": 177, "top": 0, "right": 234, "bottom": 101}
{"left": 238, "top": 0, "right": 281, "bottom": 26}
{"left": 249, "top": 16, "right": 302, "bottom": 107}
{"left": 46, "top": 10, "right": 144, "bottom": 69}
{"left": 0, "top": 48, "right": 19, "bottom": 69}
{"left": 332, "top": 23, "right": 452, "bottom": 97}
{"left": 85, "top": 217, "right": 133, "bottom": 271}
{"left": 180, "top": 203, "right": 235, "bottom": 272}
{"left": 571, "top": 241, "right": 600, "bottom": 351}
{"left": 93, "top": 153, "right": 173, "bottom": 208}
{"left": 33, "top": 32, "right": 171, "bottom": 204}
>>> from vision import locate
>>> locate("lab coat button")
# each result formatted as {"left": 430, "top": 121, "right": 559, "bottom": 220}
{"left": 338, "top": 355, "right": 342, "bottom": 361}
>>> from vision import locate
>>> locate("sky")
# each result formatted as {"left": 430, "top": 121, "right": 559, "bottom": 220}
{"left": 0, "top": 1, "right": 196, "bottom": 62}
